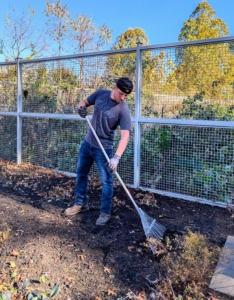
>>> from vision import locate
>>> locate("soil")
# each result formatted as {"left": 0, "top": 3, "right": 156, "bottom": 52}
{"left": 0, "top": 159, "right": 234, "bottom": 300}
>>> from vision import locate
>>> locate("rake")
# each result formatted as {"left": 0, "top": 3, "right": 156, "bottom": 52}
{"left": 86, "top": 116, "right": 166, "bottom": 242}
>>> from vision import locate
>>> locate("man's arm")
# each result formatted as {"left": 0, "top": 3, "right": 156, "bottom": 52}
{"left": 78, "top": 99, "right": 91, "bottom": 108}
{"left": 109, "top": 130, "right": 130, "bottom": 171}
{"left": 115, "top": 130, "right": 130, "bottom": 157}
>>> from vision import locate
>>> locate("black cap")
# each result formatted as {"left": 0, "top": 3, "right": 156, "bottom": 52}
{"left": 115, "top": 77, "right": 133, "bottom": 94}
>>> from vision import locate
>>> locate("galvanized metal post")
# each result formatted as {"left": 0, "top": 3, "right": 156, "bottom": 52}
{"left": 133, "top": 43, "right": 142, "bottom": 188}
{"left": 16, "top": 59, "right": 22, "bottom": 164}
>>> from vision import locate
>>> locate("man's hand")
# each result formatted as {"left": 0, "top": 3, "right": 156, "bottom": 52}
{"left": 108, "top": 154, "right": 121, "bottom": 172}
{"left": 78, "top": 106, "right": 87, "bottom": 118}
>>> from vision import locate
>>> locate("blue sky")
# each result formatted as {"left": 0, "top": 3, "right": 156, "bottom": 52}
{"left": 0, "top": 0, "right": 234, "bottom": 50}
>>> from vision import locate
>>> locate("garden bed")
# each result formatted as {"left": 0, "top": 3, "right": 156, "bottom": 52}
{"left": 0, "top": 159, "right": 233, "bottom": 299}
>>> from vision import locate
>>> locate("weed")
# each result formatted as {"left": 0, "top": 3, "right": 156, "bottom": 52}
{"left": 0, "top": 277, "right": 60, "bottom": 300}
{"left": 158, "top": 230, "right": 221, "bottom": 299}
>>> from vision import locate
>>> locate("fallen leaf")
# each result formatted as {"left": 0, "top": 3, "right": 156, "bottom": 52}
{"left": 11, "top": 271, "right": 17, "bottom": 278}
{"left": 64, "top": 275, "right": 75, "bottom": 282}
{"left": 108, "top": 289, "right": 117, "bottom": 296}
{"left": 10, "top": 261, "right": 16, "bottom": 268}
{"left": 227, "top": 205, "right": 234, "bottom": 212}
{"left": 147, "top": 237, "right": 167, "bottom": 256}
{"left": 67, "top": 220, "right": 73, "bottom": 225}
{"left": 135, "top": 193, "right": 143, "bottom": 199}
{"left": 11, "top": 250, "right": 19, "bottom": 257}
{"left": 37, "top": 192, "right": 47, "bottom": 197}
{"left": 39, "top": 275, "right": 46, "bottom": 283}
{"left": 138, "top": 289, "right": 147, "bottom": 300}
{"left": 77, "top": 254, "right": 86, "bottom": 260}
{"left": 104, "top": 267, "right": 111, "bottom": 274}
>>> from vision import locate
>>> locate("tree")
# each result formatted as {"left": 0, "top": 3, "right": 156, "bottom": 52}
{"left": 43, "top": 0, "right": 71, "bottom": 83}
{"left": 43, "top": 0, "right": 70, "bottom": 56}
{"left": 107, "top": 28, "right": 173, "bottom": 86}
{"left": 178, "top": 1, "right": 228, "bottom": 42}
{"left": 70, "top": 14, "right": 111, "bottom": 53}
{"left": 1, "top": 5, "right": 46, "bottom": 61}
{"left": 105, "top": 28, "right": 175, "bottom": 117}
{"left": 175, "top": 1, "right": 234, "bottom": 100}
{"left": 103, "top": 28, "right": 150, "bottom": 113}
{"left": 107, "top": 28, "right": 149, "bottom": 79}
{"left": 70, "top": 14, "right": 112, "bottom": 94}
{"left": 113, "top": 28, "right": 148, "bottom": 49}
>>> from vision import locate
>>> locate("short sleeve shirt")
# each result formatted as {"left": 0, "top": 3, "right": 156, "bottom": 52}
{"left": 85, "top": 89, "right": 131, "bottom": 149}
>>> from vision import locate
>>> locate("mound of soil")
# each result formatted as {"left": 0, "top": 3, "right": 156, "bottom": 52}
{"left": 0, "top": 159, "right": 233, "bottom": 299}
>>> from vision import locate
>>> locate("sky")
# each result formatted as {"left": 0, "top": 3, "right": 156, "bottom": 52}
{"left": 0, "top": 0, "right": 234, "bottom": 57}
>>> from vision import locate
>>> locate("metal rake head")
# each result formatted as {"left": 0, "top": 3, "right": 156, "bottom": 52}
{"left": 137, "top": 208, "right": 166, "bottom": 240}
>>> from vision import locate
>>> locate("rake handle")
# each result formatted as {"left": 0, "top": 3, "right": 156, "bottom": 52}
{"left": 85, "top": 116, "right": 138, "bottom": 211}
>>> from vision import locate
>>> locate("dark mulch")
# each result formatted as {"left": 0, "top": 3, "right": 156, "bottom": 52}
{"left": 0, "top": 159, "right": 233, "bottom": 299}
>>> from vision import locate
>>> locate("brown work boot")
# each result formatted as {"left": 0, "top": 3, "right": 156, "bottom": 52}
{"left": 95, "top": 213, "right": 110, "bottom": 226}
{"left": 64, "top": 204, "right": 89, "bottom": 216}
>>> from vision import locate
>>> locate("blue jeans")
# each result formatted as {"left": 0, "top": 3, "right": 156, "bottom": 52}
{"left": 75, "top": 140, "right": 113, "bottom": 215}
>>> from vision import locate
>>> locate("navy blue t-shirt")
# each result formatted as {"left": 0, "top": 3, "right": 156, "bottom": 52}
{"left": 85, "top": 89, "right": 131, "bottom": 149}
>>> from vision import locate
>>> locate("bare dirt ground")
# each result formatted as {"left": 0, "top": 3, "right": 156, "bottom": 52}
{"left": 0, "top": 159, "right": 234, "bottom": 300}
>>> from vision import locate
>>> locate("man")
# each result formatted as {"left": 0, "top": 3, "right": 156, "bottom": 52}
{"left": 64, "top": 77, "right": 133, "bottom": 225}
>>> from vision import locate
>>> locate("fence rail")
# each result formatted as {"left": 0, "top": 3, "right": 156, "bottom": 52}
{"left": 1, "top": 36, "right": 234, "bottom": 207}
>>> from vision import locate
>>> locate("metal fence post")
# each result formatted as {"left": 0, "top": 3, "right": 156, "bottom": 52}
{"left": 133, "top": 43, "right": 142, "bottom": 188}
{"left": 17, "top": 59, "right": 22, "bottom": 164}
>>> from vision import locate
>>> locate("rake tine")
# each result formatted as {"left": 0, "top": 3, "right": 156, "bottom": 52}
{"left": 142, "top": 217, "right": 166, "bottom": 240}
{"left": 137, "top": 208, "right": 166, "bottom": 240}
{"left": 145, "top": 219, "right": 156, "bottom": 237}
{"left": 86, "top": 116, "right": 166, "bottom": 243}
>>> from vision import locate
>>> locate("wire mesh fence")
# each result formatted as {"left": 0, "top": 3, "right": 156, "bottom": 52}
{"left": 22, "top": 52, "right": 136, "bottom": 116}
{"left": 0, "top": 65, "right": 17, "bottom": 111}
{"left": 113, "top": 124, "right": 135, "bottom": 185}
{"left": 0, "top": 116, "right": 17, "bottom": 161}
{"left": 0, "top": 38, "right": 234, "bottom": 206}
{"left": 22, "top": 118, "right": 87, "bottom": 172}
{"left": 140, "top": 123, "right": 234, "bottom": 203}
{"left": 141, "top": 43, "right": 234, "bottom": 120}
{"left": 21, "top": 117, "right": 135, "bottom": 183}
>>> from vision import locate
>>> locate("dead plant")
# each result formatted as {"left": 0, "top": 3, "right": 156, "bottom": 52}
{"left": 158, "top": 230, "right": 221, "bottom": 299}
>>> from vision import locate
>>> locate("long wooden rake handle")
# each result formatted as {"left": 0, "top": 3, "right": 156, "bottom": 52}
{"left": 85, "top": 116, "right": 139, "bottom": 211}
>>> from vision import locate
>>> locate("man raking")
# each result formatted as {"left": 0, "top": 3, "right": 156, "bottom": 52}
{"left": 64, "top": 77, "right": 133, "bottom": 226}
